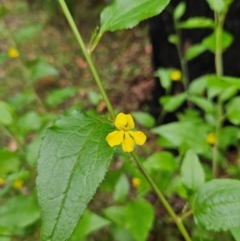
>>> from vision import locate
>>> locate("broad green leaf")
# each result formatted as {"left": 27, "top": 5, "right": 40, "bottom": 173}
{"left": 188, "top": 75, "right": 207, "bottom": 95}
{"left": 71, "top": 210, "right": 110, "bottom": 240}
{"left": 230, "top": 226, "right": 240, "bottom": 241}
{"left": 180, "top": 150, "right": 205, "bottom": 191}
{"left": 144, "top": 151, "right": 177, "bottom": 173}
{"left": 193, "top": 179, "right": 240, "bottom": 231}
{"left": 104, "top": 199, "right": 154, "bottom": 241}
{"left": 206, "top": 0, "right": 224, "bottom": 12}
{"left": 219, "top": 126, "right": 240, "bottom": 148}
{"left": 87, "top": 90, "right": 102, "bottom": 106}
{"left": 202, "top": 31, "right": 233, "bottom": 53}
{"left": 168, "top": 34, "right": 179, "bottom": 45}
{"left": 0, "top": 149, "right": 20, "bottom": 176}
{"left": 113, "top": 173, "right": 130, "bottom": 202}
{"left": 0, "top": 195, "right": 40, "bottom": 229}
{"left": 0, "top": 101, "right": 13, "bottom": 126}
{"left": 177, "top": 17, "right": 215, "bottom": 29}
{"left": 46, "top": 88, "right": 79, "bottom": 107}
{"left": 173, "top": 2, "right": 186, "bottom": 20}
{"left": 185, "top": 44, "right": 206, "bottom": 60}
{"left": 131, "top": 111, "right": 155, "bottom": 128}
{"left": 226, "top": 97, "right": 240, "bottom": 125}
{"left": 188, "top": 96, "right": 214, "bottom": 112}
{"left": 30, "top": 60, "right": 59, "bottom": 82}
{"left": 37, "top": 110, "right": 114, "bottom": 241}
{"left": 160, "top": 93, "right": 187, "bottom": 112}
{"left": 155, "top": 68, "right": 171, "bottom": 90}
{"left": 14, "top": 24, "right": 42, "bottom": 43}
{"left": 100, "top": 0, "right": 170, "bottom": 34}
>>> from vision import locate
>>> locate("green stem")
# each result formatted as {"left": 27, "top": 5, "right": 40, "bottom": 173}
{"left": 131, "top": 152, "right": 192, "bottom": 241}
{"left": 58, "top": 0, "right": 115, "bottom": 120}
{"left": 212, "top": 11, "right": 224, "bottom": 178}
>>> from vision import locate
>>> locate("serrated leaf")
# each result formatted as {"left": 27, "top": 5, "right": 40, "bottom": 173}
{"left": 37, "top": 110, "right": 115, "bottom": 241}
{"left": 100, "top": 0, "right": 170, "bottom": 34}
{"left": 180, "top": 150, "right": 205, "bottom": 191}
{"left": 193, "top": 179, "right": 240, "bottom": 231}
{"left": 189, "top": 75, "right": 207, "bottom": 95}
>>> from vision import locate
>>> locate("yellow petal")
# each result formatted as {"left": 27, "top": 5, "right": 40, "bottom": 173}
{"left": 129, "top": 131, "right": 146, "bottom": 145}
{"left": 114, "top": 112, "right": 134, "bottom": 130}
{"left": 122, "top": 132, "right": 135, "bottom": 152}
{"left": 106, "top": 130, "right": 124, "bottom": 147}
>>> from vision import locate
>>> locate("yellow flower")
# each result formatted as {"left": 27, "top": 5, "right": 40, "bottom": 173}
{"left": 0, "top": 178, "right": 5, "bottom": 186}
{"left": 170, "top": 70, "right": 181, "bottom": 81}
{"left": 132, "top": 177, "right": 141, "bottom": 188}
{"left": 207, "top": 132, "right": 216, "bottom": 145}
{"left": 8, "top": 47, "right": 19, "bottom": 58}
{"left": 106, "top": 113, "right": 147, "bottom": 152}
{"left": 12, "top": 180, "right": 24, "bottom": 189}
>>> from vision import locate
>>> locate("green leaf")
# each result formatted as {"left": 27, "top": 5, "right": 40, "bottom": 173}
{"left": 173, "top": 2, "right": 186, "bottom": 20}
{"left": 14, "top": 24, "right": 42, "bottom": 43}
{"left": 177, "top": 17, "right": 215, "bottom": 29}
{"left": 0, "top": 195, "right": 40, "bottom": 229}
{"left": 113, "top": 173, "right": 130, "bottom": 202}
{"left": 206, "top": 0, "right": 224, "bottom": 12}
{"left": 193, "top": 179, "right": 240, "bottom": 231}
{"left": 71, "top": 210, "right": 110, "bottom": 240}
{"left": 0, "top": 149, "right": 20, "bottom": 176}
{"left": 188, "top": 96, "right": 214, "bottom": 112}
{"left": 185, "top": 44, "right": 206, "bottom": 60}
{"left": 219, "top": 126, "right": 240, "bottom": 148}
{"left": 46, "top": 88, "right": 79, "bottom": 107}
{"left": 202, "top": 31, "right": 233, "bottom": 53}
{"left": 100, "top": 0, "right": 170, "bottom": 34}
{"left": 144, "top": 151, "right": 177, "bottom": 173}
{"left": 189, "top": 75, "right": 207, "bottom": 95}
{"left": 160, "top": 93, "right": 187, "bottom": 112}
{"left": 0, "top": 101, "right": 13, "bottom": 126}
{"left": 104, "top": 199, "right": 154, "bottom": 241}
{"left": 37, "top": 110, "right": 115, "bottom": 241}
{"left": 30, "top": 60, "right": 59, "bottom": 82}
{"left": 168, "top": 34, "right": 179, "bottom": 45}
{"left": 87, "top": 90, "right": 102, "bottom": 106}
{"left": 226, "top": 97, "right": 240, "bottom": 125}
{"left": 230, "top": 226, "right": 240, "bottom": 241}
{"left": 131, "top": 111, "right": 155, "bottom": 128}
{"left": 155, "top": 68, "right": 172, "bottom": 90}
{"left": 180, "top": 150, "right": 205, "bottom": 191}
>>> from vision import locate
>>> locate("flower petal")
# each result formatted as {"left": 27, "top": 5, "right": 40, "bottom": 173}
{"left": 122, "top": 132, "right": 135, "bottom": 152}
{"left": 114, "top": 113, "right": 135, "bottom": 130}
{"left": 129, "top": 131, "right": 146, "bottom": 146}
{"left": 106, "top": 130, "right": 124, "bottom": 147}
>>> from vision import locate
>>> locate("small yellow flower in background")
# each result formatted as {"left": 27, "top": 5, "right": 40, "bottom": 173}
{"left": 0, "top": 178, "right": 5, "bottom": 186}
{"left": 8, "top": 47, "right": 19, "bottom": 58}
{"left": 170, "top": 70, "right": 181, "bottom": 81}
{"left": 207, "top": 132, "right": 216, "bottom": 145}
{"left": 12, "top": 180, "right": 24, "bottom": 189}
{"left": 132, "top": 177, "right": 141, "bottom": 188}
{"left": 106, "top": 113, "right": 147, "bottom": 152}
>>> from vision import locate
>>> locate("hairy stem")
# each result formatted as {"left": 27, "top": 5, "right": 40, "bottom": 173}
{"left": 131, "top": 152, "right": 192, "bottom": 241}
{"left": 58, "top": 0, "right": 115, "bottom": 120}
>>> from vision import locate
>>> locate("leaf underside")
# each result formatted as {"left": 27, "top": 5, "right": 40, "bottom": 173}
{"left": 37, "top": 110, "right": 114, "bottom": 241}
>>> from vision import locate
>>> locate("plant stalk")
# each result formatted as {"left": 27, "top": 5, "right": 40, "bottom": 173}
{"left": 212, "top": 11, "right": 224, "bottom": 178}
{"left": 131, "top": 152, "right": 192, "bottom": 241}
{"left": 58, "top": 0, "right": 115, "bottom": 120}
